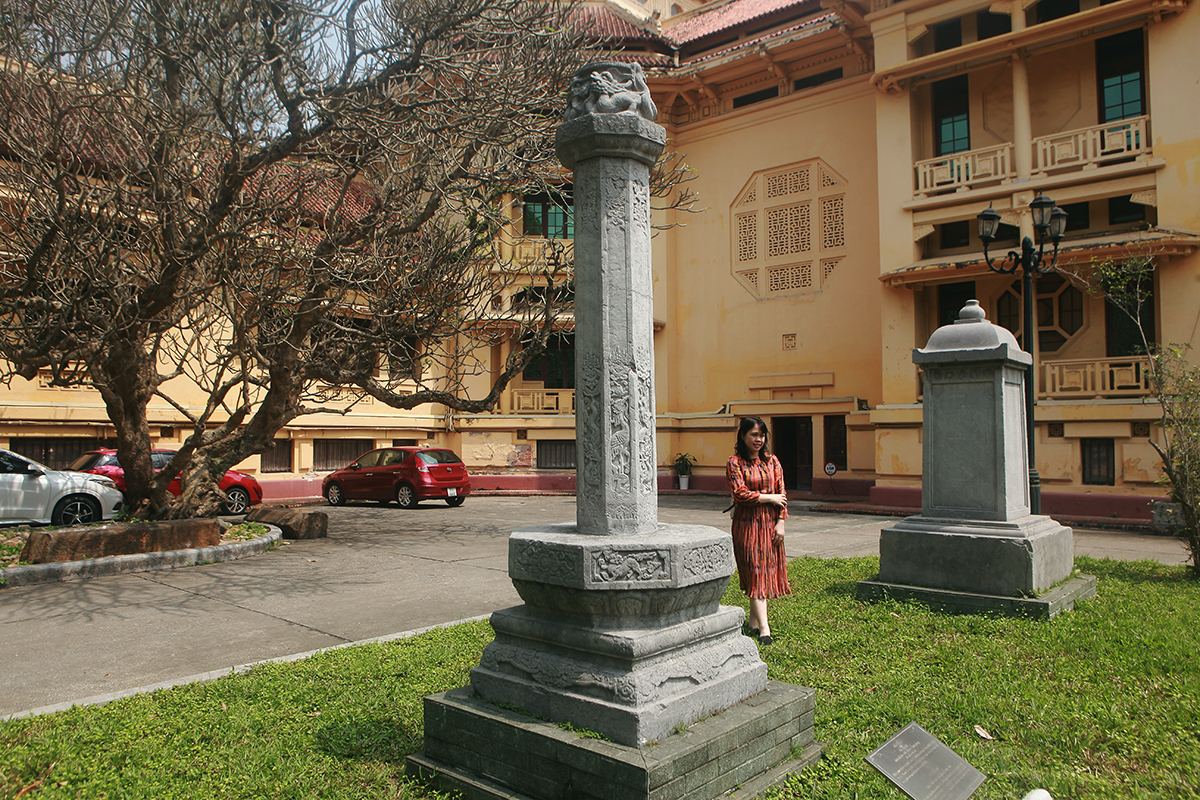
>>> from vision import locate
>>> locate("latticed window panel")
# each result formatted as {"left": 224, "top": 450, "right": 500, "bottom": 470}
{"left": 739, "top": 180, "right": 758, "bottom": 205}
{"left": 736, "top": 213, "right": 758, "bottom": 262}
{"left": 768, "top": 263, "right": 813, "bottom": 293}
{"left": 819, "top": 164, "right": 843, "bottom": 188}
{"left": 738, "top": 269, "right": 760, "bottom": 292}
{"left": 766, "top": 166, "right": 810, "bottom": 198}
{"left": 731, "top": 159, "right": 847, "bottom": 299}
{"left": 767, "top": 203, "right": 810, "bottom": 257}
{"left": 821, "top": 196, "right": 845, "bottom": 249}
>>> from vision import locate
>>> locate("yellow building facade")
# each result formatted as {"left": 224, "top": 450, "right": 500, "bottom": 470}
{"left": 3, "top": 0, "right": 1197, "bottom": 519}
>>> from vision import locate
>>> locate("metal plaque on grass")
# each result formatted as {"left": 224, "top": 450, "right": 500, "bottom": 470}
{"left": 866, "top": 722, "right": 985, "bottom": 800}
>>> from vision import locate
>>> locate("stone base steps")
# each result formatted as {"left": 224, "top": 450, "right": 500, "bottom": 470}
{"left": 407, "top": 681, "right": 822, "bottom": 800}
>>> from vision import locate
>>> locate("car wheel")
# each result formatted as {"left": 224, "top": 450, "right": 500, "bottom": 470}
{"left": 53, "top": 496, "right": 101, "bottom": 526}
{"left": 395, "top": 483, "right": 418, "bottom": 509}
{"left": 445, "top": 496, "right": 465, "bottom": 507}
{"left": 325, "top": 482, "right": 346, "bottom": 506}
{"left": 223, "top": 487, "right": 251, "bottom": 515}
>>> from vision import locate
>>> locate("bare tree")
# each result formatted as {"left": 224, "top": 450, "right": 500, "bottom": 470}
{"left": 0, "top": 0, "right": 593, "bottom": 517}
{"left": 1086, "top": 248, "right": 1200, "bottom": 576}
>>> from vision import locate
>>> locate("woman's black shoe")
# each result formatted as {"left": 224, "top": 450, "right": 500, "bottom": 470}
{"left": 742, "top": 623, "right": 760, "bottom": 638}
{"left": 758, "top": 634, "right": 774, "bottom": 646}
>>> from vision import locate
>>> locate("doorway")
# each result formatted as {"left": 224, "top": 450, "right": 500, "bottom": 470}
{"left": 773, "top": 416, "right": 813, "bottom": 490}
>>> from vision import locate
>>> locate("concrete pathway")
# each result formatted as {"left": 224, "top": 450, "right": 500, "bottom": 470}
{"left": 0, "top": 495, "right": 1187, "bottom": 719}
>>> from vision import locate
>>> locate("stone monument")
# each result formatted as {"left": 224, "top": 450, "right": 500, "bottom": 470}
{"left": 857, "top": 300, "right": 1096, "bottom": 617}
{"left": 407, "top": 62, "right": 821, "bottom": 800}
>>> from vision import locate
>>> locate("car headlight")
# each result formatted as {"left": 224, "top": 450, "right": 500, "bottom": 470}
{"left": 89, "top": 476, "right": 118, "bottom": 490}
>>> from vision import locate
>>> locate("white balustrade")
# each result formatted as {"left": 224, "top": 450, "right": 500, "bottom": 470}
{"left": 1040, "top": 356, "right": 1152, "bottom": 400}
{"left": 511, "top": 388, "right": 576, "bottom": 413}
{"left": 911, "top": 116, "right": 1152, "bottom": 198}
{"left": 914, "top": 144, "right": 1013, "bottom": 196}
{"left": 1034, "top": 116, "right": 1149, "bottom": 173}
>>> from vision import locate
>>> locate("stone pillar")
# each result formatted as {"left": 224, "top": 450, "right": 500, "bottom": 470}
{"left": 858, "top": 301, "right": 1095, "bottom": 617}
{"left": 469, "top": 63, "right": 766, "bottom": 747}
{"left": 410, "top": 63, "right": 821, "bottom": 799}
{"left": 557, "top": 107, "right": 663, "bottom": 535}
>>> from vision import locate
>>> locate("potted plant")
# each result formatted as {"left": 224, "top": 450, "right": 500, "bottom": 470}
{"left": 672, "top": 453, "right": 697, "bottom": 491}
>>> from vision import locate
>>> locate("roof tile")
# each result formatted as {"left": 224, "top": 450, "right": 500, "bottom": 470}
{"left": 666, "top": 0, "right": 819, "bottom": 45}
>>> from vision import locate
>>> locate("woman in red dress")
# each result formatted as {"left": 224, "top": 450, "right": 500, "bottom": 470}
{"left": 726, "top": 416, "right": 790, "bottom": 645}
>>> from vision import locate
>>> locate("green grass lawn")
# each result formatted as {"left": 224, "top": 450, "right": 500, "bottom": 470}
{"left": 2, "top": 556, "right": 1197, "bottom": 800}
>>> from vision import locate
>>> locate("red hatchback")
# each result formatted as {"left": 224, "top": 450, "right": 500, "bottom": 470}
{"left": 322, "top": 447, "right": 471, "bottom": 509}
{"left": 69, "top": 449, "right": 264, "bottom": 514}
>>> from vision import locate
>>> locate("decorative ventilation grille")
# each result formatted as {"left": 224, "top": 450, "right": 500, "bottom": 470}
{"left": 766, "top": 167, "right": 810, "bottom": 198}
{"left": 782, "top": 333, "right": 797, "bottom": 350}
{"left": 730, "top": 159, "right": 847, "bottom": 299}
{"left": 767, "top": 204, "right": 810, "bottom": 257}
{"left": 822, "top": 257, "right": 841, "bottom": 282}
{"left": 821, "top": 196, "right": 845, "bottom": 248}
{"left": 768, "top": 263, "right": 813, "bottom": 292}
{"left": 736, "top": 213, "right": 758, "bottom": 262}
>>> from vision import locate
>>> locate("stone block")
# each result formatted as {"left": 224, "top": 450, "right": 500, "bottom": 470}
{"left": 856, "top": 573, "right": 1097, "bottom": 619}
{"left": 245, "top": 506, "right": 327, "bottom": 539}
{"left": 877, "top": 515, "right": 1075, "bottom": 596}
{"left": 21, "top": 519, "right": 220, "bottom": 564}
{"left": 408, "top": 682, "right": 821, "bottom": 800}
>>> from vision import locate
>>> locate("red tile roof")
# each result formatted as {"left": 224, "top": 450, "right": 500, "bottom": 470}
{"left": 571, "top": 6, "right": 666, "bottom": 44}
{"left": 679, "top": 12, "right": 838, "bottom": 66}
{"left": 665, "top": 0, "right": 819, "bottom": 45}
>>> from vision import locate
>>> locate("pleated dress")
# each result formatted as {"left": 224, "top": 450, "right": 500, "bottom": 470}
{"left": 726, "top": 453, "right": 792, "bottom": 599}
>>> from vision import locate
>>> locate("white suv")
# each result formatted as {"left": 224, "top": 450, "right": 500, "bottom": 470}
{"left": 0, "top": 448, "right": 124, "bottom": 526}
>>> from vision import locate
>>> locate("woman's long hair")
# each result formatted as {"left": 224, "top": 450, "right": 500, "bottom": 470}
{"left": 734, "top": 416, "right": 771, "bottom": 462}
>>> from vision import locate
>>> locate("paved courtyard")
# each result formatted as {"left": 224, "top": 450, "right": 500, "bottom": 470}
{"left": 0, "top": 495, "right": 1187, "bottom": 719}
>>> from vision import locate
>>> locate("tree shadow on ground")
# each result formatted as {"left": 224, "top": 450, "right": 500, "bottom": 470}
{"left": 1077, "top": 555, "right": 1196, "bottom": 585}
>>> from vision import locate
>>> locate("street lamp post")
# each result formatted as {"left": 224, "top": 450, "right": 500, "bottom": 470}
{"left": 977, "top": 193, "right": 1067, "bottom": 515}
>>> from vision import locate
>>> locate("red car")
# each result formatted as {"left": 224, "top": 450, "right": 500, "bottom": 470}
{"left": 69, "top": 449, "right": 264, "bottom": 514}
{"left": 322, "top": 447, "right": 470, "bottom": 508}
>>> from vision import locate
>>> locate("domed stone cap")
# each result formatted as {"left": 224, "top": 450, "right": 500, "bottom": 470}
{"left": 923, "top": 300, "right": 1022, "bottom": 352}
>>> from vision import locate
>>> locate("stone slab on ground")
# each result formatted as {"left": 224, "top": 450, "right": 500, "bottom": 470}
{"left": 21, "top": 518, "right": 220, "bottom": 563}
{"left": 246, "top": 506, "right": 328, "bottom": 539}
{"left": 856, "top": 573, "right": 1098, "bottom": 619}
{"left": 408, "top": 680, "right": 821, "bottom": 800}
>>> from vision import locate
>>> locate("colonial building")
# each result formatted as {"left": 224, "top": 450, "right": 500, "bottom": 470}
{"left": 3, "top": 0, "right": 1197, "bottom": 519}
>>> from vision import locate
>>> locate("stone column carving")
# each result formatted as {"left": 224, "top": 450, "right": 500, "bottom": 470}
{"left": 557, "top": 62, "right": 665, "bottom": 536}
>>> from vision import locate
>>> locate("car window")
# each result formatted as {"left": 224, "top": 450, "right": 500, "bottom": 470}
{"left": 0, "top": 452, "right": 26, "bottom": 474}
{"left": 69, "top": 452, "right": 116, "bottom": 470}
{"left": 356, "top": 450, "right": 383, "bottom": 468}
{"left": 151, "top": 452, "right": 173, "bottom": 470}
{"left": 417, "top": 450, "right": 462, "bottom": 465}
{"left": 382, "top": 450, "right": 409, "bottom": 466}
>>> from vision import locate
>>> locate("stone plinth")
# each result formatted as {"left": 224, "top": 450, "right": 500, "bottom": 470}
{"left": 859, "top": 301, "right": 1093, "bottom": 615}
{"left": 409, "top": 681, "right": 821, "bottom": 800}
{"left": 876, "top": 515, "right": 1073, "bottom": 596}
{"left": 472, "top": 524, "right": 766, "bottom": 748}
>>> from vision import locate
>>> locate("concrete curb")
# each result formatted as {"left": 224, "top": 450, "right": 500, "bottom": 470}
{"left": 0, "top": 526, "right": 283, "bottom": 589}
{"left": 4, "top": 612, "right": 493, "bottom": 721}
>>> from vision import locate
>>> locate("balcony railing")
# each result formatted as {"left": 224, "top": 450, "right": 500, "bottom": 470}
{"left": 912, "top": 116, "right": 1151, "bottom": 198}
{"left": 1034, "top": 116, "right": 1150, "bottom": 174}
{"left": 914, "top": 144, "right": 1013, "bottom": 197}
{"left": 1040, "top": 356, "right": 1153, "bottom": 400}
{"left": 512, "top": 388, "right": 576, "bottom": 414}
